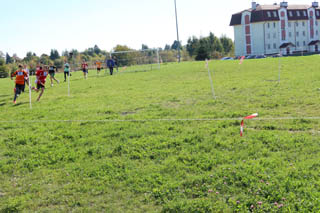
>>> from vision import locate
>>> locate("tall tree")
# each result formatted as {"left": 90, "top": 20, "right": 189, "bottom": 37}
{"left": 50, "top": 49, "right": 60, "bottom": 61}
{"left": 0, "top": 51, "right": 4, "bottom": 59}
{"left": 195, "top": 39, "right": 210, "bottom": 61}
{"left": 186, "top": 36, "right": 200, "bottom": 57}
{"left": 62, "top": 50, "right": 69, "bottom": 57}
{"left": 220, "top": 35, "right": 234, "bottom": 54}
{"left": 142, "top": 44, "right": 149, "bottom": 50}
{"left": 164, "top": 44, "right": 171, "bottom": 50}
{"left": 70, "top": 49, "right": 79, "bottom": 57}
{"left": 6, "top": 53, "right": 12, "bottom": 64}
{"left": 93, "top": 45, "right": 101, "bottom": 55}
{"left": 171, "top": 40, "right": 182, "bottom": 50}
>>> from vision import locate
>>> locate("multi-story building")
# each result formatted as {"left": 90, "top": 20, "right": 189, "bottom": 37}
{"left": 230, "top": 1, "right": 320, "bottom": 56}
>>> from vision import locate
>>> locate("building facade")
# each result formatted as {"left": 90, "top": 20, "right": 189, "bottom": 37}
{"left": 230, "top": 2, "right": 320, "bottom": 56}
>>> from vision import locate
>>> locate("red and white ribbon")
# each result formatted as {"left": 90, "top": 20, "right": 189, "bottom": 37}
{"left": 239, "top": 56, "right": 245, "bottom": 65}
{"left": 205, "top": 59, "right": 209, "bottom": 68}
{"left": 240, "top": 113, "right": 258, "bottom": 136}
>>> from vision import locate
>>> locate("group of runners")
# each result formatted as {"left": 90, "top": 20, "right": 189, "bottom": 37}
{"left": 11, "top": 57, "right": 117, "bottom": 104}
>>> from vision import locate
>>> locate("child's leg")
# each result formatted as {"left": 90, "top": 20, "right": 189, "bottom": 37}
{"left": 13, "top": 87, "right": 19, "bottom": 102}
{"left": 37, "top": 88, "right": 44, "bottom": 101}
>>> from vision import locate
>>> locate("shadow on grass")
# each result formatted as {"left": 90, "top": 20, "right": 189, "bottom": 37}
{"left": 0, "top": 103, "right": 6, "bottom": 107}
{"left": 0, "top": 95, "right": 10, "bottom": 98}
{"left": 13, "top": 102, "right": 28, "bottom": 107}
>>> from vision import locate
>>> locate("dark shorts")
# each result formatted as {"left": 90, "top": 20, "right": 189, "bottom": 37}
{"left": 37, "top": 83, "right": 45, "bottom": 90}
{"left": 15, "top": 84, "right": 25, "bottom": 92}
{"left": 97, "top": 68, "right": 101, "bottom": 71}
{"left": 49, "top": 71, "right": 55, "bottom": 77}
{"left": 82, "top": 69, "right": 88, "bottom": 73}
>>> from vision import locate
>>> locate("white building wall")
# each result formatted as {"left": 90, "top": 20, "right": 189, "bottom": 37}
{"left": 316, "top": 19, "right": 320, "bottom": 40}
{"left": 251, "top": 23, "right": 265, "bottom": 54}
{"left": 265, "top": 21, "right": 280, "bottom": 54}
{"left": 234, "top": 25, "right": 246, "bottom": 56}
{"left": 295, "top": 20, "right": 309, "bottom": 51}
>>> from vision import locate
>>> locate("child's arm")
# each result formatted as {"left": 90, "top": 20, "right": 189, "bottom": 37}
{"left": 11, "top": 71, "right": 17, "bottom": 80}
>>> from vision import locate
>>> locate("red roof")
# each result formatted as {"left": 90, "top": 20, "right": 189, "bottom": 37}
{"left": 230, "top": 4, "right": 320, "bottom": 26}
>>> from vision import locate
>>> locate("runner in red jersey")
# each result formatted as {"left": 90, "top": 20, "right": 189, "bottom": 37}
{"left": 81, "top": 60, "right": 89, "bottom": 79}
{"left": 32, "top": 66, "right": 48, "bottom": 101}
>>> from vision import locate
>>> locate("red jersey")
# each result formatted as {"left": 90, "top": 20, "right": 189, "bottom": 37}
{"left": 12, "top": 70, "right": 28, "bottom": 85}
{"left": 36, "top": 69, "right": 48, "bottom": 84}
{"left": 81, "top": 63, "right": 88, "bottom": 69}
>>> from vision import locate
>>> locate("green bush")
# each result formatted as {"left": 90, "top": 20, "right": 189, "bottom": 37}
{"left": 0, "top": 60, "right": 9, "bottom": 78}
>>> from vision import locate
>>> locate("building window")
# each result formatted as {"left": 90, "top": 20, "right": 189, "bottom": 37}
{"left": 267, "top": 11, "right": 271, "bottom": 17}
{"left": 267, "top": 44, "right": 271, "bottom": 50}
{"left": 289, "top": 32, "right": 292, "bottom": 37}
{"left": 317, "top": 11, "right": 320, "bottom": 16}
{"left": 316, "top": 21, "right": 318, "bottom": 26}
{"left": 273, "top": 43, "right": 277, "bottom": 49}
{"left": 288, "top": 22, "right": 291, "bottom": 27}
{"left": 273, "top": 33, "right": 277, "bottom": 38}
{"left": 289, "top": 11, "right": 293, "bottom": 17}
{"left": 273, "top": 22, "right": 276, "bottom": 28}
{"left": 297, "top": 11, "right": 301, "bottom": 17}
{"left": 302, "top": 22, "right": 305, "bottom": 27}
{"left": 297, "top": 41, "right": 300, "bottom": 47}
{"left": 267, "top": 33, "right": 270, "bottom": 39}
{"left": 273, "top": 11, "right": 277, "bottom": 17}
{"left": 303, "top": 41, "right": 306, "bottom": 46}
{"left": 296, "top": 31, "right": 299, "bottom": 37}
{"left": 303, "top": 31, "right": 306, "bottom": 36}
{"left": 296, "top": 22, "right": 299, "bottom": 27}
{"left": 317, "top": 31, "right": 319, "bottom": 36}
{"left": 303, "top": 11, "right": 307, "bottom": 16}
{"left": 267, "top": 23, "right": 270, "bottom": 28}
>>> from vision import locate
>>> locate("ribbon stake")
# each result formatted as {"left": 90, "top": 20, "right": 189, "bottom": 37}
{"left": 240, "top": 113, "right": 258, "bottom": 136}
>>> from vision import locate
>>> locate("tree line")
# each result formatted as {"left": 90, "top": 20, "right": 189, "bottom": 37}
{"left": 0, "top": 32, "right": 234, "bottom": 78}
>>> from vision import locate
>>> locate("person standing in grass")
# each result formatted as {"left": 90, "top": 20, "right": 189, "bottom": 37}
{"left": 64, "top": 61, "right": 70, "bottom": 82}
{"left": 48, "top": 63, "right": 60, "bottom": 87}
{"left": 106, "top": 56, "right": 115, "bottom": 75}
{"left": 11, "top": 65, "right": 28, "bottom": 104}
{"left": 32, "top": 66, "right": 48, "bottom": 102}
{"left": 96, "top": 61, "right": 102, "bottom": 75}
{"left": 81, "top": 60, "right": 89, "bottom": 79}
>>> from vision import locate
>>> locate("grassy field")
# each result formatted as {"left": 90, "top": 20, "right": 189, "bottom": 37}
{"left": 0, "top": 56, "right": 320, "bottom": 212}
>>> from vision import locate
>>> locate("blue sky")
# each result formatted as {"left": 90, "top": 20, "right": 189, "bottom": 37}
{"left": 0, "top": 0, "right": 314, "bottom": 57}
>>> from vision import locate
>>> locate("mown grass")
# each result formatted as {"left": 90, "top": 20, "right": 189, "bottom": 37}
{"left": 0, "top": 56, "right": 320, "bottom": 212}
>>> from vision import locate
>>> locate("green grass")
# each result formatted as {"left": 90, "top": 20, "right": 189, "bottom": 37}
{"left": 0, "top": 56, "right": 320, "bottom": 212}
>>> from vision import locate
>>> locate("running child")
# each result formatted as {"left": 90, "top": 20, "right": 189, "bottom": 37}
{"left": 49, "top": 63, "right": 60, "bottom": 86}
{"left": 64, "top": 61, "right": 70, "bottom": 82}
{"left": 11, "top": 65, "right": 28, "bottom": 104}
{"left": 32, "top": 66, "right": 48, "bottom": 102}
{"left": 81, "top": 60, "right": 88, "bottom": 79}
{"left": 106, "top": 56, "right": 115, "bottom": 75}
{"left": 96, "top": 61, "right": 102, "bottom": 75}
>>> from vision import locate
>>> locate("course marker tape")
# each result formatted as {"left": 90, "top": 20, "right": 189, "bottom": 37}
{"left": 1, "top": 116, "right": 320, "bottom": 124}
{"left": 240, "top": 113, "right": 258, "bottom": 137}
{"left": 239, "top": 56, "right": 245, "bottom": 65}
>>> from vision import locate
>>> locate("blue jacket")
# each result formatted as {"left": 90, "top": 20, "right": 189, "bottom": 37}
{"left": 107, "top": 59, "right": 115, "bottom": 68}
